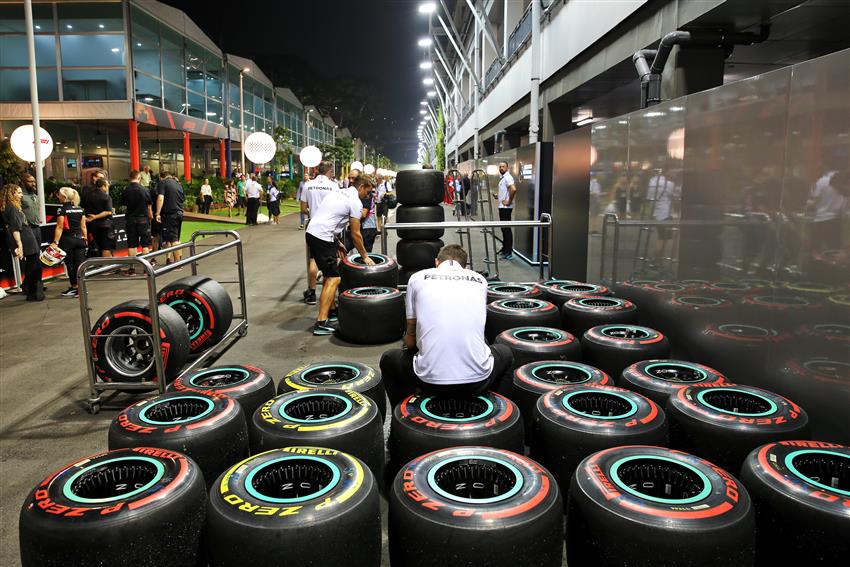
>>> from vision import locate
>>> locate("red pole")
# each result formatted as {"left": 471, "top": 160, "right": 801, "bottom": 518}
{"left": 219, "top": 139, "right": 226, "bottom": 179}
{"left": 183, "top": 132, "right": 191, "bottom": 180}
{"left": 128, "top": 119, "right": 140, "bottom": 171}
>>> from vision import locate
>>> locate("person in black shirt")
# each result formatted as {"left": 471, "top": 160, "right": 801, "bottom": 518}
{"left": 155, "top": 172, "right": 185, "bottom": 264}
{"left": 84, "top": 178, "right": 115, "bottom": 257}
{"left": 52, "top": 187, "right": 87, "bottom": 297}
{"left": 122, "top": 170, "right": 153, "bottom": 275}
{"left": 148, "top": 173, "right": 161, "bottom": 253}
{"left": 1, "top": 183, "right": 43, "bottom": 301}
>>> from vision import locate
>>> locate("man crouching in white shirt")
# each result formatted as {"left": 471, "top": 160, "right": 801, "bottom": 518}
{"left": 379, "top": 244, "right": 513, "bottom": 405}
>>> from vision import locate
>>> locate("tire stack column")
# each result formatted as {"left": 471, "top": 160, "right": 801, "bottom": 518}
{"left": 394, "top": 170, "right": 446, "bottom": 284}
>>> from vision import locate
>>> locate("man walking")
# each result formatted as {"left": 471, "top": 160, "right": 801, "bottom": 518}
{"left": 300, "top": 161, "right": 343, "bottom": 305}
{"left": 155, "top": 172, "right": 184, "bottom": 265}
{"left": 122, "top": 169, "right": 152, "bottom": 275}
{"left": 139, "top": 164, "right": 152, "bottom": 189}
{"left": 245, "top": 174, "right": 263, "bottom": 225}
{"left": 495, "top": 161, "right": 516, "bottom": 259}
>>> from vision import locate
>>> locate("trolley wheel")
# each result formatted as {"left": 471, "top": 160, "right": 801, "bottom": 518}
{"left": 88, "top": 400, "right": 101, "bottom": 415}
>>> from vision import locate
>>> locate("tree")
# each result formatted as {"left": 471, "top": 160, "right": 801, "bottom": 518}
{"left": 272, "top": 125, "right": 295, "bottom": 175}
{"left": 0, "top": 139, "right": 23, "bottom": 186}
{"left": 435, "top": 105, "right": 445, "bottom": 171}
{"left": 318, "top": 136, "right": 355, "bottom": 171}
{"left": 423, "top": 147, "right": 432, "bottom": 165}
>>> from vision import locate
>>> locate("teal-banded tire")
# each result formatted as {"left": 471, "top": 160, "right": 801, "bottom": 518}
{"left": 206, "top": 447, "right": 380, "bottom": 567}
{"left": 390, "top": 446, "right": 563, "bottom": 567}
{"left": 740, "top": 440, "right": 850, "bottom": 566}
{"left": 582, "top": 325, "right": 671, "bottom": 380}
{"left": 108, "top": 391, "right": 248, "bottom": 490}
{"left": 540, "top": 280, "right": 612, "bottom": 309}
{"left": 168, "top": 364, "right": 274, "bottom": 418}
{"left": 485, "top": 299, "right": 561, "bottom": 343}
{"left": 157, "top": 276, "right": 233, "bottom": 354}
{"left": 618, "top": 360, "right": 728, "bottom": 406}
{"left": 666, "top": 384, "right": 810, "bottom": 473}
{"left": 568, "top": 446, "right": 755, "bottom": 567}
{"left": 561, "top": 296, "right": 638, "bottom": 338}
{"left": 493, "top": 327, "right": 580, "bottom": 394}
{"left": 19, "top": 447, "right": 206, "bottom": 567}
{"left": 278, "top": 361, "right": 386, "bottom": 419}
{"left": 338, "top": 287, "right": 405, "bottom": 345}
{"left": 250, "top": 389, "right": 385, "bottom": 479}
{"left": 486, "top": 282, "right": 545, "bottom": 303}
{"left": 339, "top": 252, "right": 399, "bottom": 292}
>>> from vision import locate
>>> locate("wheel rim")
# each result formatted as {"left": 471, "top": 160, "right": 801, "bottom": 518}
{"left": 576, "top": 297, "right": 622, "bottom": 308}
{"left": 785, "top": 450, "right": 850, "bottom": 496}
{"left": 652, "top": 284, "right": 686, "bottom": 291}
{"left": 245, "top": 456, "right": 340, "bottom": 503}
{"left": 751, "top": 295, "right": 809, "bottom": 307}
{"left": 644, "top": 363, "right": 708, "bottom": 383}
{"left": 420, "top": 395, "right": 494, "bottom": 422}
{"left": 530, "top": 363, "right": 593, "bottom": 384}
{"left": 490, "top": 284, "right": 532, "bottom": 294}
{"left": 801, "top": 360, "right": 848, "bottom": 377}
{"left": 351, "top": 254, "right": 386, "bottom": 265}
{"left": 600, "top": 326, "right": 652, "bottom": 339}
{"left": 562, "top": 390, "right": 638, "bottom": 419}
{"left": 168, "top": 299, "right": 204, "bottom": 339}
{"left": 711, "top": 282, "right": 751, "bottom": 291}
{"left": 104, "top": 324, "right": 155, "bottom": 378}
{"left": 139, "top": 395, "right": 216, "bottom": 425}
{"left": 610, "top": 455, "right": 711, "bottom": 504}
{"left": 512, "top": 328, "right": 563, "bottom": 342}
{"left": 696, "top": 388, "right": 778, "bottom": 417}
{"left": 427, "top": 455, "right": 524, "bottom": 504}
{"left": 717, "top": 324, "right": 772, "bottom": 338}
{"left": 188, "top": 367, "right": 251, "bottom": 387}
{"left": 676, "top": 296, "right": 724, "bottom": 307}
{"left": 301, "top": 364, "right": 361, "bottom": 385}
{"left": 350, "top": 287, "right": 392, "bottom": 296}
{"left": 811, "top": 324, "right": 850, "bottom": 338}
{"left": 502, "top": 299, "right": 545, "bottom": 310}
{"left": 279, "top": 393, "right": 353, "bottom": 423}
{"left": 63, "top": 456, "right": 165, "bottom": 504}
{"left": 556, "top": 284, "right": 600, "bottom": 294}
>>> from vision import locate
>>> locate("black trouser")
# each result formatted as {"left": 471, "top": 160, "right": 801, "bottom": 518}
{"left": 201, "top": 195, "right": 212, "bottom": 214}
{"left": 246, "top": 197, "right": 260, "bottom": 224}
{"left": 499, "top": 207, "right": 513, "bottom": 253}
{"left": 60, "top": 234, "right": 87, "bottom": 286}
{"left": 380, "top": 344, "right": 514, "bottom": 407}
{"left": 361, "top": 228, "right": 377, "bottom": 252}
{"left": 22, "top": 254, "right": 43, "bottom": 300}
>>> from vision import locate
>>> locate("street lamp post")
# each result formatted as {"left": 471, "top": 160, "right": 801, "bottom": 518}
{"left": 239, "top": 67, "right": 249, "bottom": 174}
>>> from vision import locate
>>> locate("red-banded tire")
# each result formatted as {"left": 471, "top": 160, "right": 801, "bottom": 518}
{"left": 396, "top": 205, "right": 445, "bottom": 239}
{"left": 532, "top": 384, "right": 668, "bottom": 493}
{"left": 389, "top": 447, "right": 563, "bottom": 567}
{"left": 611, "top": 279, "right": 658, "bottom": 305}
{"left": 278, "top": 361, "right": 386, "bottom": 419}
{"left": 485, "top": 298, "right": 561, "bottom": 343}
{"left": 396, "top": 169, "right": 444, "bottom": 205}
{"left": 775, "top": 357, "right": 849, "bottom": 442}
{"left": 206, "top": 447, "right": 380, "bottom": 567}
{"left": 687, "top": 323, "right": 791, "bottom": 382}
{"left": 568, "top": 446, "right": 755, "bottom": 567}
{"left": 738, "top": 294, "right": 821, "bottom": 327}
{"left": 667, "top": 384, "right": 810, "bottom": 473}
{"left": 389, "top": 392, "right": 523, "bottom": 471}
{"left": 740, "top": 440, "right": 850, "bottom": 566}
{"left": 168, "top": 364, "right": 274, "bottom": 418}
{"left": 339, "top": 252, "right": 399, "bottom": 292}
{"left": 250, "top": 389, "right": 385, "bottom": 479}
{"left": 19, "top": 447, "right": 206, "bottom": 567}
{"left": 582, "top": 324, "right": 671, "bottom": 379}
{"left": 486, "top": 282, "right": 545, "bottom": 303}
{"left": 91, "top": 300, "right": 190, "bottom": 384}
{"left": 108, "top": 392, "right": 248, "bottom": 489}
{"left": 396, "top": 239, "right": 444, "bottom": 270}
{"left": 157, "top": 276, "right": 233, "bottom": 354}
{"left": 705, "top": 281, "right": 760, "bottom": 299}
{"left": 794, "top": 323, "right": 850, "bottom": 358}
{"left": 618, "top": 360, "right": 728, "bottom": 406}
{"left": 561, "top": 296, "right": 637, "bottom": 337}
{"left": 634, "top": 283, "right": 690, "bottom": 327}
{"left": 494, "top": 327, "right": 581, "bottom": 371}
{"left": 655, "top": 295, "right": 733, "bottom": 355}
{"left": 540, "top": 279, "right": 612, "bottom": 309}
{"left": 338, "top": 286, "right": 405, "bottom": 344}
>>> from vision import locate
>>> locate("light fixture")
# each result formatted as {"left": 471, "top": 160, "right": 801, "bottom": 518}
{"left": 420, "top": 101, "right": 428, "bottom": 106}
{"left": 417, "top": 37, "right": 432, "bottom": 48}
{"left": 423, "top": 78, "right": 434, "bottom": 86}
{"left": 418, "top": 2, "right": 437, "bottom": 14}
{"left": 66, "top": 24, "right": 72, "bottom": 29}
{"left": 419, "top": 61, "right": 432, "bottom": 70}
{"left": 426, "top": 91, "right": 436, "bottom": 98}
{"left": 111, "top": 48, "right": 120, "bottom": 53}
{"left": 242, "top": 67, "right": 251, "bottom": 73}
{"left": 34, "top": 25, "right": 40, "bottom": 29}
{"left": 424, "top": 115, "right": 432, "bottom": 121}
{"left": 137, "top": 42, "right": 142, "bottom": 47}
{"left": 576, "top": 117, "right": 597, "bottom": 126}
{"left": 420, "top": 110, "right": 427, "bottom": 115}
{"left": 98, "top": 24, "right": 105, "bottom": 29}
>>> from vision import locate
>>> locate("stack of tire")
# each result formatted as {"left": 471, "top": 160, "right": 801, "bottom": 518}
{"left": 394, "top": 170, "right": 445, "bottom": 284}
{"left": 337, "top": 253, "right": 404, "bottom": 344}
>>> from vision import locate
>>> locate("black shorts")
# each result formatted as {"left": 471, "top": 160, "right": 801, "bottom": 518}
{"left": 160, "top": 213, "right": 183, "bottom": 243}
{"left": 268, "top": 201, "right": 280, "bottom": 216}
{"left": 91, "top": 224, "right": 116, "bottom": 251}
{"left": 306, "top": 233, "right": 340, "bottom": 278}
{"left": 236, "top": 196, "right": 246, "bottom": 207}
{"left": 150, "top": 217, "right": 161, "bottom": 236}
{"left": 656, "top": 220, "right": 674, "bottom": 240}
{"left": 125, "top": 216, "right": 152, "bottom": 247}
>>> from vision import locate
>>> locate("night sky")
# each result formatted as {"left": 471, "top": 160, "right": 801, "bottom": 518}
{"left": 165, "top": 0, "right": 430, "bottom": 164}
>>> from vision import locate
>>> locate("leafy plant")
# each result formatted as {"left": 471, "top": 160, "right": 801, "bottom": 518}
{"left": 436, "top": 106, "right": 445, "bottom": 171}
{"left": 0, "top": 139, "right": 23, "bottom": 187}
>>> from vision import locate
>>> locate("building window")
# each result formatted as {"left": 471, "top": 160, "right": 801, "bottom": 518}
{"left": 0, "top": 3, "right": 53, "bottom": 33}
{"left": 58, "top": 2, "right": 124, "bottom": 33}
{"left": 131, "top": 7, "right": 160, "bottom": 77}
{"left": 0, "top": 69, "right": 58, "bottom": 101}
{"left": 0, "top": 35, "right": 56, "bottom": 67}
{"left": 206, "top": 100, "right": 223, "bottom": 124}
{"left": 187, "top": 89, "right": 205, "bottom": 118}
{"left": 185, "top": 41, "right": 204, "bottom": 94}
{"left": 163, "top": 81, "right": 185, "bottom": 113}
{"left": 61, "top": 34, "right": 125, "bottom": 67}
{"left": 160, "top": 26, "right": 183, "bottom": 87}
{"left": 134, "top": 71, "right": 161, "bottom": 106}
{"left": 63, "top": 69, "right": 126, "bottom": 101}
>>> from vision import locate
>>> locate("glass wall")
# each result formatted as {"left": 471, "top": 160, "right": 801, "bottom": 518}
{"left": 275, "top": 96, "right": 305, "bottom": 148}
{"left": 0, "top": 3, "right": 59, "bottom": 101}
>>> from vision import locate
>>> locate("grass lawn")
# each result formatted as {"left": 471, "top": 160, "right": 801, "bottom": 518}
{"left": 181, "top": 220, "right": 242, "bottom": 241}
{"left": 208, "top": 199, "right": 301, "bottom": 220}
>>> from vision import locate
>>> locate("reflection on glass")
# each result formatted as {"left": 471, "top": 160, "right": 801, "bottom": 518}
{"left": 61, "top": 35, "right": 125, "bottom": 67}
{"left": 63, "top": 69, "right": 126, "bottom": 100}
{"left": 59, "top": 2, "right": 124, "bottom": 33}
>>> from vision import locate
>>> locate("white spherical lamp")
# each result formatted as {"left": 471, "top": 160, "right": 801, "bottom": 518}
{"left": 350, "top": 160, "right": 364, "bottom": 172}
{"left": 299, "top": 145, "right": 322, "bottom": 168}
{"left": 364, "top": 164, "right": 376, "bottom": 175}
{"left": 10, "top": 124, "right": 53, "bottom": 163}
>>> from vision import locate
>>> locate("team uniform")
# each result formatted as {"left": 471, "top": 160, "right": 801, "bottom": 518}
{"left": 55, "top": 202, "right": 87, "bottom": 289}
{"left": 305, "top": 189, "right": 363, "bottom": 279}
{"left": 497, "top": 171, "right": 515, "bottom": 256}
{"left": 123, "top": 182, "right": 152, "bottom": 249}
{"left": 82, "top": 189, "right": 116, "bottom": 252}
{"left": 158, "top": 178, "right": 184, "bottom": 242}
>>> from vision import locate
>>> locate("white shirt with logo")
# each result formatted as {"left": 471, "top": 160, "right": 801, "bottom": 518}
{"left": 406, "top": 261, "right": 494, "bottom": 385}
{"left": 498, "top": 172, "right": 515, "bottom": 209}
{"left": 305, "top": 189, "right": 363, "bottom": 242}
{"left": 300, "top": 175, "right": 341, "bottom": 216}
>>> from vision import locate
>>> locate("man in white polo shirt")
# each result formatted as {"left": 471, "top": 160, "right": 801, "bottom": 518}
{"left": 300, "top": 161, "right": 344, "bottom": 305}
{"left": 494, "top": 161, "right": 517, "bottom": 259}
{"left": 379, "top": 244, "right": 513, "bottom": 405}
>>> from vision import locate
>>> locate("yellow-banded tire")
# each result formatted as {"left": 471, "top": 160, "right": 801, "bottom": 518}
{"left": 250, "top": 389, "right": 385, "bottom": 479}
{"left": 206, "top": 447, "right": 380, "bottom": 567}
{"left": 278, "top": 361, "right": 386, "bottom": 419}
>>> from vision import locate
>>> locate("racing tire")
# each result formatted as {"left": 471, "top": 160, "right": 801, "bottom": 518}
{"left": 339, "top": 252, "right": 399, "bottom": 292}
{"left": 794, "top": 323, "right": 850, "bottom": 358}
{"left": 486, "top": 282, "right": 545, "bottom": 303}
{"left": 399, "top": 267, "right": 418, "bottom": 286}
{"left": 205, "top": 447, "right": 380, "bottom": 567}
{"left": 167, "top": 364, "right": 274, "bottom": 419}
{"left": 775, "top": 357, "right": 849, "bottom": 442}
{"left": 19, "top": 447, "right": 206, "bottom": 567}
{"left": 157, "top": 276, "right": 233, "bottom": 354}
{"left": 337, "top": 286, "right": 405, "bottom": 345}
{"left": 91, "top": 300, "right": 190, "bottom": 384}
{"left": 494, "top": 326, "right": 581, "bottom": 371}
{"left": 485, "top": 298, "right": 561, "bottom": 343}
{"left": 611, "top": 279, "right": 659, "bottom": 305}
{"left": 667, "top": 383, "right": 810, "bottom": 473}
{"left": 655, "top": 295, "right": 733, "bottom": 355}
{"left": 395, "top": 169, "right": 445, "bottom": 205}
{"left": 568, "top": 445, "right": 755, "bottom": 567}
{"left": 250, "top": 389, "right": 385, "bottom": 479}
{"left": 278, "top": 361, "right": 386, "bottom": 419}
{"left": 396, "top": 239, "right": 444, "bottom": 270}
{"left": 389, "top": 446, "right": 563, "bottom": 567}
{"left": 540, "top": 279, "right": 612, "bottom": 309}
{"left": 740, "top": 440, "right": 850, "bottom": 566}
{"left": 738, "top": 294, "right": 821, "bottom": 327}
{"left": 532, "top": 384, "right": 668, "bottom": 493}
{"left": 561, "top": 296, "right": 638, "bottom": 337}
{"left": 396, "top": 205, "right": 445, "bottom": 239}
{"left": 618, "top": 360, "right": 728, "bottom": 406}
{"left": 389, "top": 391, "right": 523, "bottom": 472}
{"left": 582, "top": 324, "right": 671, "bottom": 380}
{"left": 108, "top": 392, "right": 249, "bottom": 489}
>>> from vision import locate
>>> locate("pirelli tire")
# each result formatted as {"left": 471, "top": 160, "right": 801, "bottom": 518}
{"left": 168, "top": 364, "right": 274, "bottom": 418}
{"left": 618, "top": 360, "right": 729, "bottom": 406}
{"left": 19, "top": 447, "right": 206, "bottom": 567}
{"left": 338, "top": 287, "right": 405, "bottom": 344}
{"left": 532, "top": 384, "right": 668, "bottom": 493}
{"left": 494, "top": 326, "right": 581, "bottom": 370}
{"left": 389, "top": 446, "right": 564, "bottom": 567}
{"left": 396, "top": 239, "right": 444, "bottom": 270}
{"left": 396, "top": 205, "right": 445, "bottom": 239}
{"left": 740, "top": 440, "right": 850, "bottom": 566}
{"left": 395, "top": 169, "right": 445, "bottom": 205}
{"left": 582, "top": 324, "right": 671, "bottom": 379}
{"left": 667, "top": 384, "right": 811, "bottom": 473}
{"left": 568, "top": 445, "right": 755, "bottom": 567}
{"left": 278, "top": 361, "right": 386, "bottom": 420}
{"left": 206, "top": 447, "right": 381, "bottom": 567}
{"left": 90, "top": 300, "right": 190, "bottom": 384}
{"left": 540, "top": 279, "right": 612, "bottom": 309}
{"left": 686, "top": 323, "right": 791, "bottom": 381}
{"left": 250, "top": 389, "right": 385, "bottom": 479}
{"left": 561, "top": 296, "right": 638, "bottom": 337}
{"left": 389, "top": 392, "right": 524, "bottom": 471}
{"left": 485, "top": 299, "right": 561, "bottom": 343}
{"left": 108, "top": 392, "right": 249, "bottom": 490}
{"left": 157, "top": 276, "right": 233, "bottom": 354}
{"left": 338, "top": 252, "right": 399, "bottom": 292}
{"left": 486, "top": 282, "right": 545, "bottom": 303}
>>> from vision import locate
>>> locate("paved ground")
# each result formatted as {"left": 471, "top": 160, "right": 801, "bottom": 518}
{"left": 0, "top": 205, "right": 540, "bottom": 566}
